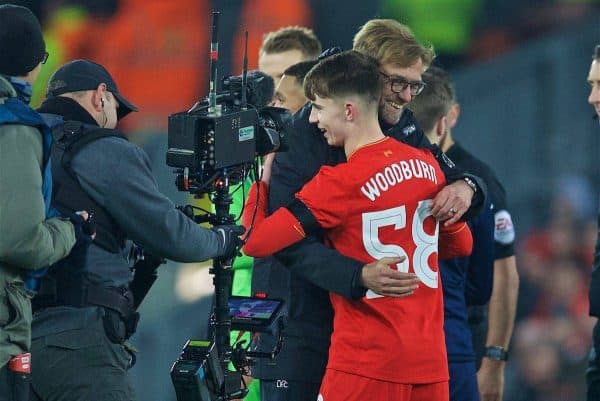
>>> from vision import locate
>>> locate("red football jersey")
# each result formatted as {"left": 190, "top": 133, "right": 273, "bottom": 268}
{"left": 296, "top": 137, "right": 454, "bottom": 384}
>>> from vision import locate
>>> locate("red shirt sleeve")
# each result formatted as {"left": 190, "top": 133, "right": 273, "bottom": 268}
{"left": 295, "top": 165, "right": 349, "bottom": 229}
{"left": 241, "top": 182, "right": 306, "bottom": 258}
{"left": 439, "top": 221, "right": 473, "bottom": 259}
{"left": 242, "top": 165, "right": 349, "bottom": 257}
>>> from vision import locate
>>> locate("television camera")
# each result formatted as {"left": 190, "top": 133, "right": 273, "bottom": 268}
{"left": 167, "top": 11, "right": 289, "bottom": 401}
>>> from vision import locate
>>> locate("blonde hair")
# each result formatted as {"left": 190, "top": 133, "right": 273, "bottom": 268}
{"left": 260, "top": 26, "right": 322, "bottom": 59}
{"left": 353, "top": 19, "right": 435, "bottom": 68}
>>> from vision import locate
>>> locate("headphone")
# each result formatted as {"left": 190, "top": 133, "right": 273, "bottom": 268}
{"left": 100, "top": 97, "right": 109, "bottom": 127}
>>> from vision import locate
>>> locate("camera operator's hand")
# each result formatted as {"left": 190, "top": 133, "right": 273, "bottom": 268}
{"left": 212, "top": 225, "right": 246, "bottom": 259}
{"left": 66, "top": 211, "right": 95, "bottom": 265}
{"left": 69, "top": 211, "right": 96, "bottom": 240}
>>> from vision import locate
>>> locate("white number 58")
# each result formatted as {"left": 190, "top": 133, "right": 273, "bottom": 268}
{"left": 362, "top": 200, "right": 439, "bottom": 299}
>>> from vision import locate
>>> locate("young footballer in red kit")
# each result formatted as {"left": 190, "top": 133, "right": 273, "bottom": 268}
{"left": 242, "top": 51, "right": 473, "bottom": 401}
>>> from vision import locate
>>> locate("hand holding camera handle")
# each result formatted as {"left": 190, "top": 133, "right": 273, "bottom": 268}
{"left": 212, "top": 224, "right": 246, "bottom": 260}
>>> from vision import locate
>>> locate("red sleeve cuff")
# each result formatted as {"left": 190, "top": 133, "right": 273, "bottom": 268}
{"left": 439, "top": 222, "right": 473, "bottom": 259}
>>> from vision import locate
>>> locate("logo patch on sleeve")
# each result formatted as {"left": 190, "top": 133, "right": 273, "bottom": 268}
{"left": 402, "top": 124, "right": 416, "bottom": 136}
{"left": 494, "top": 209, "right": 515, "bottom": 245}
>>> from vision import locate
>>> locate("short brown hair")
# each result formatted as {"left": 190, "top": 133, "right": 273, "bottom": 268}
{"left": 304, "top": 50, "right": 381, "bottom": 108}
{"left": 260, "top": 26, "right": 322, "bottom": 59}
{"left": 594, "top": 45, "right": 600, "bottom": 60}
{"left": 353, "top": 19, "right": 435, "bottom": 68}
{"left": 409, "top": 66, "right": 455, "bottom": 133}
{"left": 283, "top": 59, "right": 319, "bottom": 85}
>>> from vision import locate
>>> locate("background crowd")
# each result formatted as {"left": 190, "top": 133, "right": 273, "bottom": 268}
{"left": 2, "top": 0, "right": 598, "bottom": 400}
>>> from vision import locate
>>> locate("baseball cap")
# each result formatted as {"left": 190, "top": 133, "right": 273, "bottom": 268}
{"left": 47, "top": 59, "right": 138, "bottom": 119}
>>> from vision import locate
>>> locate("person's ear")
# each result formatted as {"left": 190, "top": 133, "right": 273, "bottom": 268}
{"left": 92, "top": 83, "right": 107, "bottom": 111}
{"left": 435, "top": 115, "right": 447, "bottom": 139}
{"left": 446, "top": 103, "right": 460, "bottom": 129}
{"left": 345, "top": 101, "right": 357, "bottom": 121}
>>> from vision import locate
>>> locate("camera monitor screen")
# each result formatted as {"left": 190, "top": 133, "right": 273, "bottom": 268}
{"left": 228, "top": 296, "right": 283, "bottom": 332}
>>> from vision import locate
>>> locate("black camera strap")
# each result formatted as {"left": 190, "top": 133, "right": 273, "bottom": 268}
{"left": 51, "top": 120, "right": 128, "bottom": 253}
{"left": 129, "top": 251, "right": 165, "bottom": 309}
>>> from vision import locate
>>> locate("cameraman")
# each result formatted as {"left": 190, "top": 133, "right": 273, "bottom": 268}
{"left": 0, "top": 5, "right": 81, "bottom": 401}
{"left": 29, "top": 60, "right": 242, "bottom": 401}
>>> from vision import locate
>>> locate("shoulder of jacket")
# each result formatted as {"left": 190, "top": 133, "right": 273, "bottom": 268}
{"left": 0, "top": 124, "right": 43, "bottom": 164}
{"left": 0, "top": 123, "right": 42, "bottom": 144}
{"left": 74, "top": 133, "right": 145, "bottom": 167}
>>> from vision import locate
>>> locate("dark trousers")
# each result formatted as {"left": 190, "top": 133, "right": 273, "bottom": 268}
{"left": 260, "top": 379, "right": 321, "bottom": 401}
{"left": 30, "top": 317, "right": 134, "bottom": 401}
{"left": 588, "top": 322, "right": 600, "bottom": 401}
{"left": 0, "top": 364, "right": 29, "bottom": 401}
{"left": 449, "top": 361, "right": 480, "bottom": 401}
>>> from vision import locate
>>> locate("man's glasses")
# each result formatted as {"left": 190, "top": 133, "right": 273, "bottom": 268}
{"left": 41, "top": 51, "right": 49, "bottom": 64}
{"left": 380, "top": 72, "right": 426, "bottom": 96}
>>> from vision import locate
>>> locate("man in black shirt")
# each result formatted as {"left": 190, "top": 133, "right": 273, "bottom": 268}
{"left": 411, "top": 66, "right": 519, "bottom": 401}
{"left": 251, "top": 19, "right": 486, "bottom": 401}
{"left": 586, "top": 44, "right": 600, "bottom": 401}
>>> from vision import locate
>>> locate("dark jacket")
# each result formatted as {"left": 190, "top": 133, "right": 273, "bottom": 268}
{"left": 251, "top": 105, "right": 486, "bottom": 382}
{"left": 445, "top": 142, "right": 517, "bottom": 366}
{"left": 589, "top": 200, "right": 600, "bottom": 317}
{"left": 32, "top": 96, "right": 223, "bottom": 339}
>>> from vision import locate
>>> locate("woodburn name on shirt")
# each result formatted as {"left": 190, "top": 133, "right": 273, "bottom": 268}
{"left": 360, "top": 159, "right": 438, "bottom": 201}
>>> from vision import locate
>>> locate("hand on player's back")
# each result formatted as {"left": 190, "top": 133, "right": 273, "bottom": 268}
{"left": 360, "top": 257, "right": 420, "bottom": 298}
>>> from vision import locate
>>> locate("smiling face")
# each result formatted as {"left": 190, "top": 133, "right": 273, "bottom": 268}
{"left": 378, "top": 58, "right": 426, "bottom": 126}
{"left": 588, "top": 59, "right": 600, "bottom": 119}
{"left": 308, "top": 95, "right": 348, "bottom": 147}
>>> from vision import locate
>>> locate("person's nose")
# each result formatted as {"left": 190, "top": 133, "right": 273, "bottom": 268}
{"left": 398, "top": 86, "right": 412, "bottom": 104}
{"left": 589, "top": 84, "right": 600, "bottom": 105}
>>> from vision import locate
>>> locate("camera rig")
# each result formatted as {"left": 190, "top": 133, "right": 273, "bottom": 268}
{"left": 167, "top": 11, "right": 288, "bottom": 401}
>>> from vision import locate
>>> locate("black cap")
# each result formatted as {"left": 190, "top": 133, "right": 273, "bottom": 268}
{"left": 47, "top": 59, "right": 138, "bottom": 119}
{"left": 0, "top": 4, "right": 46, "bottom": 76}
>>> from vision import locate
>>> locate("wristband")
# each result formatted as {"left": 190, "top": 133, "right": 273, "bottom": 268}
{"left": 463, "top": 176, "right": 478, "bottom": 194}
{"left": 484, "top": 345, "right": 508, "bottom": 361}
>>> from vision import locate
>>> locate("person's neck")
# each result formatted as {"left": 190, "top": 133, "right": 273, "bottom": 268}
{"left": 344, "top": 119, "right": 385, "bottom": 157}
{"left": 440, "top": 134, "right": 454, "bottom": 153}
{"left": 426, "top": 130, "right": 455, "bottom": 153}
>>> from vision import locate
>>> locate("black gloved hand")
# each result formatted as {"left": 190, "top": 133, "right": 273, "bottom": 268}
{"left": 66, "top": 212, "right": 95, "bottom": 265}
{"left": 212, "top": 225, "right": 246, "bottom": 260}
{"left": 69, "top": 211, "right": 95, "bottom": 240}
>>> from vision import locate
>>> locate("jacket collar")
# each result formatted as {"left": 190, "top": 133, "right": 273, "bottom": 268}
{"left": 0, "top": 75, "right": 17, "bottom": 99}
{"left": 38, "top": 96, "right": 99, "bottom": 127}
